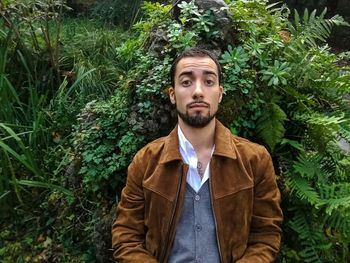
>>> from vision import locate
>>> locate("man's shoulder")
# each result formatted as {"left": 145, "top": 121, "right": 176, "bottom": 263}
{"left": 133, "top": 128, "right": 180, "bottom": 163}
{"left": 231, "top": 134, "right": 270, "bottom": 158}
{"left": 232, "top": 134, "right": 264, "bottom": 149}
{"left": 136, "top": 135, "right": 168, "bottom": 157}
{"left": 215, "top": 120, "right": 270, "bottom": 159}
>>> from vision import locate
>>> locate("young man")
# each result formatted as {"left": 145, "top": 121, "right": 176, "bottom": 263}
{"left": 112, "top": 47, "right": 283, "bottom": 263}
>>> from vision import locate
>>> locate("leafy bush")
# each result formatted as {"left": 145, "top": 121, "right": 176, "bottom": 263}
{"left": 0, "top": 0, "right": 70, "bottom": 217}
{"left": 74, "top": 0, "right": 350, "bottom": 262}
{"left": 0, "top": 1, "right": 128, "bottom": 261}
{"left": 1, "top": 0, "right": 350, "bottom": 262}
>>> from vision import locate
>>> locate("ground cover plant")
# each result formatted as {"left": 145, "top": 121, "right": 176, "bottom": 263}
{"left": 0, "top": 0, "right": 128, "bottom": 261}
{"left": 1, "top": 0, "right": 350, "bottom": 262}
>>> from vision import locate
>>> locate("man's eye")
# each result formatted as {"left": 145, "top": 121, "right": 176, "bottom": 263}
{"left": 182, "top": 80, "right": 191, "bottom": 87}
{"left": 205, "top": 79, "right": 215, "bottom": 86}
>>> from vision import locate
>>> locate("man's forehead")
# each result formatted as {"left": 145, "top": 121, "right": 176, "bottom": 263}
{"left": 176, "top": 56, "right": 218, "bottom": 75}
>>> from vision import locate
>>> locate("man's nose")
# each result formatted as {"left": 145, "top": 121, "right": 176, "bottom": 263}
{"left": 193, "top": 80, "right": 204, "bottom": 98}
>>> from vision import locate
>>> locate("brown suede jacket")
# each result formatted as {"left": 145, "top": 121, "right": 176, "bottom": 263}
{"left": 112, "top": 120, "right": 283, "bottom": 263}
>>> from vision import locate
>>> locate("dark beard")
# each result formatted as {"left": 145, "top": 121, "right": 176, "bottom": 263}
{"left": 177, "top": 109, "right": 216, "bottom": 128}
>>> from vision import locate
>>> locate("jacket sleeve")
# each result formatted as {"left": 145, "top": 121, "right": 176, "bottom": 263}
{"left": 236, "top": 147, "right": 283, "bottom": 263}
{"left": 111, "top": 155, "right": 158, "bottom": 263}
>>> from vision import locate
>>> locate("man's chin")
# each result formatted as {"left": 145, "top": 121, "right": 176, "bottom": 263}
{"left": 177, "top": 111, "right": 215, "bottom": 128}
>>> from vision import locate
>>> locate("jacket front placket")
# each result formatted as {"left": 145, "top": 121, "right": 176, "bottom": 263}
{"left": 160, "top": 162, "right": 189, "bottom": 263}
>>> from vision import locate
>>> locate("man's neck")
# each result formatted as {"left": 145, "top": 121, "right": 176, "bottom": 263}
{"left": 178, "top": 118, "right": 216, "bottom": 152}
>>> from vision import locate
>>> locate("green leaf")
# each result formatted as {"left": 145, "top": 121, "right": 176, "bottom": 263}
{"left": 286, "top": 175, "right": 320, "bottom": 206}
{"left": 280, "top": 139, "right": 304, "bottom": 151}
{"left": 256, "top": 102, "right": 287, "bottom": 151}
{"left": 17, "top": 180, "right": 74, "bottom": 199}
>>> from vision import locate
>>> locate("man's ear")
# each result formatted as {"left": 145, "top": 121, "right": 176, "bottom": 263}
{"left": 169, "top": 87, "right": 176, "bottom": 104}
{"left": 219, "top": 85, "right": 224, "bottom": 103}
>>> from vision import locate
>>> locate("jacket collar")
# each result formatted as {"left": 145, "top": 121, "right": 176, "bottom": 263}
{"left": 159, "top": 119, "right": 237, "bottom": 164}
{"left": 159, "top": 127, "right": 182, "bottom": 164}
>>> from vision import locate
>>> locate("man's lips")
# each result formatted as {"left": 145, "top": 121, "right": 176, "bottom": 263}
{"left": 188, "top": 102, "right": 209, "bottom": 109}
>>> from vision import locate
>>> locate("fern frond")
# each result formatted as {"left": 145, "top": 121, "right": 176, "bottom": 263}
{"left": 319, "top": 154, "right": 337, "bottom": 179}
{"left": 286, "top": 174, "right": 320, "bottom": 206}
{"left": 296, "top": 113, "right": 347, "bottom": 146}
{"left": 288, "top": 209, "right": 331, "bottom": 263}
{"left": 320, "top": 183, "right": 350, "bottom": 237}
{"left": 285, "top": 9, "right": 349, "bottom": 64}
{"left": 288, "top": 8, "right": 349, "bottom": 49}
{"left": 296, "top": 112, "right": 346, "bottom": 127}
{"left": 339, "top": 125, "right": 350, "bottom": 144}
{"left": 324, "top": 195, "right": 350, "bottom": 216}
{"left": 256, "top": 102, "right": 287, "bottom": 152}
{"left": 324, "top": 209, "right": 350, "bottom": 237}
{"left": 319, "top": 183, "right": 350, "bottom": 215}
{"left": 293, "top": 153, "right": 323, "bottom": 180}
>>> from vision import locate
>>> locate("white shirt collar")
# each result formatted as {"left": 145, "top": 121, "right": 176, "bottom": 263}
{"left": 177, "top": 125, "right": 214, "bottom": 192}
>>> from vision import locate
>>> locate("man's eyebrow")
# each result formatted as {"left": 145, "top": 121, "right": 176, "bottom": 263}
{"left": 178, "top": 71, "right": 193, "bottom": 78}
{"left": 203, "top": 70, "right": 217, "bottom": 76}
{"left": 178, "top": 70, "right": 218, "bottom": 78}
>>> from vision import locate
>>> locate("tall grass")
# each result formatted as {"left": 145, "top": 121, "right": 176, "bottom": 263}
{"left": 0, "top": 13, "right": 128, "bottom": 215}
{"left": 0, "top": 54, "right": 68, "bottom": 213}
{"left": 0, "top": 2, "right": 131, "bottom": 259}
{"left": 90, "top": 0, "right": 143, "bottom": 29}
{"left": 0, "top": 8, "right": 74, "bottom": 215}
{"left": 60, "top": 17, "right": 129, "bottom": 83}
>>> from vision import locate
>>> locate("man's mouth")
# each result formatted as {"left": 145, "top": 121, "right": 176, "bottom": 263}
{"left": 188, "top": 102, "right": 209, "bottom": 109}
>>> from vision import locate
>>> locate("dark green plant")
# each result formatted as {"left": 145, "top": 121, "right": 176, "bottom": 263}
{"left": 62, "top": 3, "right": 221, "bottom": 259}
{"left": 75, "top": 92, "right": 145, "bottom": 194}
{"left": 223, "top": 2, "right": 350, "bottom": 262}
{"left": 0, "top": 0, "right": 71, "bottom": 90}
{"left": 72, "top": 0, "right": 350, "bottom": 262}
{"left": 90, "top": 0, "right": 143, "bottom": 29}
{"left": 0, "top": 2, "right": 128, "bottom": 260}
{"left": 1, "top": 0, "right": 350, "bottom": 262}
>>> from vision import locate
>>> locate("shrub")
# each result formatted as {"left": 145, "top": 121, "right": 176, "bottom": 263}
{"left": 2, "top": 0, "right": 350, "bottom": 261}
{"left": 0, "top": 1, "right": 128, "bottom": 261}
{"left": 74, "top": 0, "right": 350, "bottom": 261}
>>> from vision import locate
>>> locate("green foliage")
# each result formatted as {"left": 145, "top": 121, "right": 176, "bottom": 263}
{"left": 0, "top": 0, "right": 71, "bottom": 91}
{"left": 90, "top": 0, "right": 143, "bottom": 29}
{"left": 227, "top": 0, "right": 289, "bottom": 39}
{"left": 220, "top": 45, "right": 250, "bottom": 87}
{"left": 60, "top": 17, "right": 128, "bottom": 86}
{"left": 72, "top": 1, "right": 350, "bottom": 260}
{"left": 134, "top": 1, "right": 172, "bottom": 32}
{"left": 0, "top": 123, "right": 42, "bottom": 183}
{"left": 0, "top": 1, "right": 128, "bottom": 261}
{"left": 1, "top": 0, "right": 350, "bottom": 262}
{"left": 75, "top": 94, "right": 144, "bottom": 193}
{"left": 287, "top": 208, "right": 332, "bottom": 263}
{"left": 287, "top": 9, "right": 348, "bottom": 48}
{"left": 256, "top": 102, "right": 287, "bottom": 151}
{"left": 283, "top": 146, "right": 350, "bottom": 262}
{"left": 261, "top": 60, "right": 291, "bottom": 86}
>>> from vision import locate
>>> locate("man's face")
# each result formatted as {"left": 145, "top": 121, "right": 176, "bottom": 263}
{"left": 169, "top": 56, "right": 223, "bottom": 128}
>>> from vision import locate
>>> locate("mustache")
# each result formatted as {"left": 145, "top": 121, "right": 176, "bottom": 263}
{"left": 187, "top": 101, "right": 210, "bottom": 108}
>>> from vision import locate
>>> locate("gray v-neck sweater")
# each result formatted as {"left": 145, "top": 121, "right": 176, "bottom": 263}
{"left": 169, "top": 181, "right": 221, "bottom": 263}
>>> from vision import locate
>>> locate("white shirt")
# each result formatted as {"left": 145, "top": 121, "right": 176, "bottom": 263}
{"left": 178, "top": 126, "right": 215, "bottom": 192}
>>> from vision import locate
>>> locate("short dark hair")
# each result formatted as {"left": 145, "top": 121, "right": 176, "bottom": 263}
{"left": 170, "top": 47, "right": 222, "bottom": 87}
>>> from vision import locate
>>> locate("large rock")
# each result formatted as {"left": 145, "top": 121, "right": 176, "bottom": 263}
{"left": 195, "top": 0, "right": 232, "bottom": 18}
{"left": 172, "top": 0, "right": 232, "bottom": 27}
{"left": 147, "top": 0, "right": 235, "bottom": 53}
{"left": 195, "top": 0, "right": 233, "bottom": 45}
